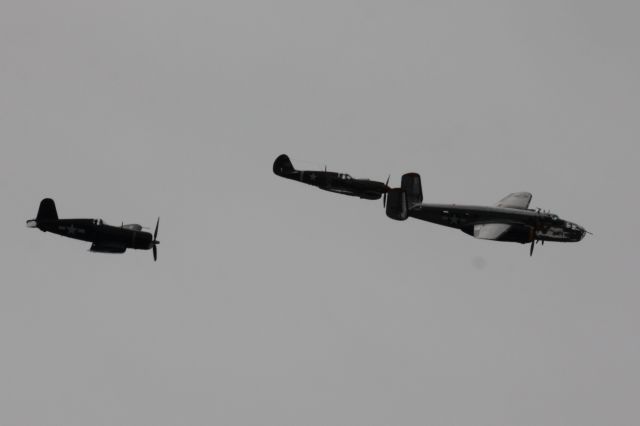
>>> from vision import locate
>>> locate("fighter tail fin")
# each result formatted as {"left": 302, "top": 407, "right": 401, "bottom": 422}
{"left": 36, "top": 198, "right": 58, "bottom": 221}
{"left": 273, "top": 154, "right": 296, "bottom": 176}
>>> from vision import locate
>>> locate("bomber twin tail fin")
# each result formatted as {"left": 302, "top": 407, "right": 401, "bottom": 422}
{"left": 400, "top": 173, "right": 423, "bottom": 209}
{"left": 386, "top": 173, "right": 423, "bottom": 220}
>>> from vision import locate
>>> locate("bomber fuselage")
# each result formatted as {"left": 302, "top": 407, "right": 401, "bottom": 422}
{"left": 409, "top": 203, "right": 586, "bottom": 243}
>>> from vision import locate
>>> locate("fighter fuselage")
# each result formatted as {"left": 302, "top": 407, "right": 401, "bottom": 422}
{"left": 32, "top": 218, "right": 154, "bottom": 250}
{"left": 273, "top": 154, "right": 388, "bottom": 200}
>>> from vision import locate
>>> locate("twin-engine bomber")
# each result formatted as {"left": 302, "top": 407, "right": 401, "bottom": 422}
{"left": 274, "top": 154, "right": 589, "bottom": 256}
{"left": 27, "top": 198, "right": 160, "bottom": 261}
{"left": 385, "top": 173, "right": 589, "bottom": 255}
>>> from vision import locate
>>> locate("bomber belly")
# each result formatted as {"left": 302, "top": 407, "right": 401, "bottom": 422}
{"left": 469, "top": 224, "right": 532, "bottom": 243}
{"left": 409, "top": 205, "right": 534, "bottom": 228}
{"left": 409, "top": 208, "right": 464, "bottom": 228}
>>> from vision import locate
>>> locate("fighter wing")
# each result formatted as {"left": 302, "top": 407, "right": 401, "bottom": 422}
{"left": 495, "top": 192, "right": 532, "bottom": 209}
{"left": 90, "top": 242, "right": 127, "bottom": 253}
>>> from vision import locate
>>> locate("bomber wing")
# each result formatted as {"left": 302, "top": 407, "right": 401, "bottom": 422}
{"left": 472, "top": 192, "right": 532, "bottom": 240}
{"left": 473, "top": 223, "right": 511, "bottom": 240}
{"left": 495, "top": 192, "right": 532, "bottom": 210}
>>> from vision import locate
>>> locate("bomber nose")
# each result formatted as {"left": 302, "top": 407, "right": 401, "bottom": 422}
{"left": 578, "top": 226, "right": 589, "bottom": 240}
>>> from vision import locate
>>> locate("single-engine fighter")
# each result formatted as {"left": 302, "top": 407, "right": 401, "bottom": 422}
{"left": 27, "top": 198, "right": 160, "bottom": 261}
{"left": 385, "top": 174, "right": 589, "bottom": 256}
{"left": 273, "top": 154, "right": 389, "bottom": 200}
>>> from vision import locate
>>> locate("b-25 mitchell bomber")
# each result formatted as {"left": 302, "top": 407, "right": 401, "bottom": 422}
{"left": 27, "top": 198, "right": 160, "bottom": 261}
{"left": 273, "top": 154, "right": 389, "bottom": 200}
{"left": 385, "top": 173, "right": 589, "bottom": 255}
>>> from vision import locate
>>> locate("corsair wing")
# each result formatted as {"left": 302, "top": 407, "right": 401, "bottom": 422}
{"left": 90, "top": 242, "right": 127, "bottom": 253}
{"left": 495, "top": 192, "right": 532, "bottom": 209}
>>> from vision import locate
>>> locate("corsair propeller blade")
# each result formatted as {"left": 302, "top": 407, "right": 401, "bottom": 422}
{"left": 154, "top": 217, "right": 159, "bottom": 240}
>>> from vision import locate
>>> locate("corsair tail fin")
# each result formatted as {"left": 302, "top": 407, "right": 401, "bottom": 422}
{"left": 36, "top": 198, "right": 58, "bottom": 221}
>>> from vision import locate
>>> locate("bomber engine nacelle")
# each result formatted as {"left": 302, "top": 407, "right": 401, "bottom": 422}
{"left": 386, "top": 188, "right": 408, "bottom": 220}
{"left": 122, "top": 224, "right": 143, "bottom": 231}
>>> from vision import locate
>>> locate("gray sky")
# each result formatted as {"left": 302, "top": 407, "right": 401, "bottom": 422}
{"left": 1, "top": 1, "right": 639, "bottom": 425}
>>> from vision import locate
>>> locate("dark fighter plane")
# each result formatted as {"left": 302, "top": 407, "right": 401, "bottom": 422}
{"left": 273, "top": 154, "right": 389, "bottom": 200}
{"left": 385, "top": 173, "right": 589, "bottom": 255}
{"left": 27, "top": 198, "right": 160, "bottom": 261}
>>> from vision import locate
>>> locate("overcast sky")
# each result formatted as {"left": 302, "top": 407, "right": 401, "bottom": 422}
{"left": 1, "top": 1, "right": 639, "bottom": 425}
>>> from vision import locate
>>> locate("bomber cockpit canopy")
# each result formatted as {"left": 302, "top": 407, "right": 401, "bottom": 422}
{"left": 93, "top": 219, "right": 104, "bottom": 226}
{"left": 543, "top": 212, "right": 560, "bottom": 221}
{"left": 338, "top": 173, "right": 353, "bottom": 180}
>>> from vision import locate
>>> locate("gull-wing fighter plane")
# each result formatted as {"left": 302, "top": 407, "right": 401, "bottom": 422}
{"left": 385, "top": 173, "right": 589, "bottom": 255}
{"left": 27, "top": 198, "right": 160, "bottom": 261}
{"left": 273, "top": 154, "right": 389, "bottom": 200}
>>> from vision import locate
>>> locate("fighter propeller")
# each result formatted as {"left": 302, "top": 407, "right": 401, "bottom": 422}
{"left": 151, "top": 218, "right": 160, "bottom": 261}
{"left": 382, "top": 175, "right": 391, "bottom": 207}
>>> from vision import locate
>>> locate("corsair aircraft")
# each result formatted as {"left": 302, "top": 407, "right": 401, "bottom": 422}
{"left": 27, "top": 198, "right": 160, "bottom": 261}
